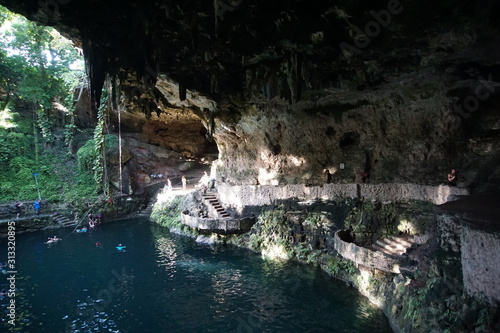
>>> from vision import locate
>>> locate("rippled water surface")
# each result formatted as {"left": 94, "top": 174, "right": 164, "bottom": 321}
{"left": 0, "top": 218, "right": 392, "bottom": 332}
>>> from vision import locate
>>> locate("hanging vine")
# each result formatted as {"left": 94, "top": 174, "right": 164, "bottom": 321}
{"left": 93, "top": 89, "right": 109, "bottom": 196}
{"left": 36, "top": 106, "right": 54, "bottom": 147}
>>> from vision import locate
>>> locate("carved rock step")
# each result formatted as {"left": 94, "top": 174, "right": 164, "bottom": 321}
{"left": 372, "top": 242, "right": 402, "bottom": 256}
{"left": 54, "top": 215, "right": 77, "bottom": 227}
{"left": 371, "top": 235, "right": 417, "bottom": 256}
{"left": 390, "top": 236, "right": 415, "bottom": 248}
{"left": 137, "top": 204, "right": 153, "bottom": 216}
{"left": 201, "top": 193, "right": 231, "bottom": 219}
{"left": 382, "top": 238, "right": 408, "bottom": 251}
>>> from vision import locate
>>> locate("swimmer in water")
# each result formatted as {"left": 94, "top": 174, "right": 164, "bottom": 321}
{"left": 45, "top": 236, "right": 61, "bottom": 244}
{"left": 116, "top": 244, "right": 126, "bottom": 251}
{"left": 96, "top": 241, "right": 101, "bottom": 247}
{"left": 77, "top": 227, "right": 87, "bottom": 233}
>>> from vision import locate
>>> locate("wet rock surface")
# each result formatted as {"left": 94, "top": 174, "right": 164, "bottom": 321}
{"left": 437, "top": 195, "right": 500, "bottom": 231}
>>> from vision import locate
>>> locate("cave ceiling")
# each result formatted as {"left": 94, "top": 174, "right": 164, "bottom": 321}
{"left": 1, "top": 0, "right": 500, "bottom": 190}
{"left": 1, "top": 0, "right": 497, "bottom": 111}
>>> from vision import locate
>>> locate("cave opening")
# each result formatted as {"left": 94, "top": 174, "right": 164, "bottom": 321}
{"left": 325, "top": 126, "right": 336, "bottom": 137}
{"left": 339, "top": 131, "right": 360, "bottom": 149}
{"left": 200, "top": 126, "right": 219, "bottom": 155}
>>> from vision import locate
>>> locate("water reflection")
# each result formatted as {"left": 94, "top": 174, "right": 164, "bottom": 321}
{"left": 155, "top": 236, "right": 179, "bottom": 274}
{"left": 61, "top": 267, "right": 135, "bottom": 333}
{"left": 0, "top": 275, "right": 35, "bottom": 332}
{"left": 0, "top": 219, "right": 391, "bottom": 332}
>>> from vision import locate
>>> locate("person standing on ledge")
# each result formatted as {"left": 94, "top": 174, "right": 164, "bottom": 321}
{"left": 33, "top": 200, "right": 41, "bottom": 215}
{"left": 15, "top": 201, "right": 23, "bottom": 218}
{"left": 447, "top": 168, "right": 457, "bottom": 186}
{"left": 360, "top": 170, "right": 370, "bottom": 183}
{"left": 181, "top": 176, "right": 187, "bottom": 190}
{"left": 324, "top": 169, "right": 332, "bottom": 184}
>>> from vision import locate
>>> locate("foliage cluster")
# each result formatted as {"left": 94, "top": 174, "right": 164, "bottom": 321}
{"left": 0, "top": 129, "right": 98, "bottom": 204}
{"left": 324, "top": 254, "right": 358, "bottom": 277}
{"left": 150, "top": 195, "right": 198, "bottom": 236}
{"left": 343, "top": 200, "right": 400, "bottom": 246}
{"left": 247, "top": 210, "right": 294, "bottom": 257}
{"left": 0, "top": 131, "right": 32, "bottom": 170}
{"left": 0, "top": 5, "right": 97, "bottom": 205}
{"left": 401, "top": 250, "right": 498, "bottom": 332}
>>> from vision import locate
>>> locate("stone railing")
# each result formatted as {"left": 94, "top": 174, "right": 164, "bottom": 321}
{"left": 217, "top": 183, "right": 468, "bottom": 213}
{"left": 180, "top": 213, "right": 255, "bottom": 235}
{"left": 333, "top": 232, "right": 417, "bottom": 274}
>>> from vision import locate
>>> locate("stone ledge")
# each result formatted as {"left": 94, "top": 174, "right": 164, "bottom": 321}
{"left": 217, "top": 183, "right": 468, "bottom": 212}
{"left": 180, "top": 213, "right": 255, "bottom": 234}
{"left": 333, "top": 232, "right": 417, "bottom": 274}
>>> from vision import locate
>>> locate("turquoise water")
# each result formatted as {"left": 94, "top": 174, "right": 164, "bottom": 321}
{"left": 0, "top": 218, "right": 392, "bottom": 332}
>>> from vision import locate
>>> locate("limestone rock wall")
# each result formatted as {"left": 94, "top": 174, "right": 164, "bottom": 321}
{"left": 438, "top": 214, "right": 500, "bottom": 304}
{"left": 213, "top": 70, "right": 500, "bottom": 191}
{"left": 461, "top": 225, "right": 500, "bottom": 304}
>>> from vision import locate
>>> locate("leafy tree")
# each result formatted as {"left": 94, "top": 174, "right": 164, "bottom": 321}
{"left": 0, "top": 51, "right": 24, "bottom": 110}
{"left": 0, "top": 5, "right": 95, "bottom": 204}
{"left": 0, "top": 6, "right": 85, "bottom": 145}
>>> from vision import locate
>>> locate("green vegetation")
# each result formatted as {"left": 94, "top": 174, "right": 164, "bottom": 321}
{"left": 247, "top": 210, "right": 294, "bottom": 259}
{"left": 151, "top": 196, "right": 183, "bottom": 229}
{"left": 398, "top": 250, "right": 498, "bottom": 333}
{"left": 151, "top": 195, "right": 198, "bottom": 237}
{"left": 324, "top": 254, "right": 358, "bottom": 277}
{"left": 0, "top": 5, "right": 103, "bottom": 206}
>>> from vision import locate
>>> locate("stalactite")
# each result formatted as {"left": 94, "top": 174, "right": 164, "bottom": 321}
{"left": 179, "top": 82, "right": 187, "bottom": 101}
{"left": 287, "top": 52, "right": 298, "bottom": 104}
{"left": 205, "top": 108, "right": 215, "bottom": 142}
{"left": 81, "top": 34, "right": 107, "bottom": 110}
{"left": 296, "top": 53, "right": 302, "bottom": 101}
{"left": 213, "top": 0, "right": 220, "bottom": 37}
{"left": 111, "top": 76, "right": 118, "bottom": 110}
{"left": 210, "top": 74, "right": 219, "bottom": 93}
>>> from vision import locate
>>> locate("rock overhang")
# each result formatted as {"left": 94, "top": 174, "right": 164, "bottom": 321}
{"left": 1, "top": 0, "right": 500, "bottom": 189}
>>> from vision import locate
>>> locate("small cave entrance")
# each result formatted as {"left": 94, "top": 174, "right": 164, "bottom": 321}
{"left": 325, "top": 126, "right": 336, "bottom": 137}
{"left": 339, "top": 131, "right": 360, "bottom": 149}
{"left": 199, "top": 127, "right": 219, "bottom": 155}
{"left": 204, "top": 138, "right": 219, "bottom": 154}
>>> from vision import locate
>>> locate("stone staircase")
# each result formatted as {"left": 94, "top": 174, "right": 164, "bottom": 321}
{"left": 52, "top": 214, "right": 77, "bottom": 228}
{"left": 137, "top": 203, "right": 153, "bottom": 217}
{"left": 202, "top": 192, "right": 230, "bottom": 219}
{"left": 370, "top": 235, "right": 416, "bottom": 256}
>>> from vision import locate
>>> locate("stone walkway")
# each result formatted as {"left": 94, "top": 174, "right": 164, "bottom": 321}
{"left": 0, "top": 213, "right": 52, "bottom": 224}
